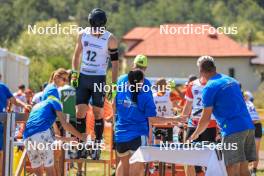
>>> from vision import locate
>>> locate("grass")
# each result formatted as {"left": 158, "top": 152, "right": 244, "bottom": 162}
{"left": 66, "top": 150, "right": 114, "bottom": 176}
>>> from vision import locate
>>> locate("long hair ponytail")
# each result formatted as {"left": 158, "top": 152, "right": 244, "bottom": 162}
{"left": 48, "top": 68, "right": 68, "bottom": 83}
{"left": 128, "top": 70, "right": 144, "bottom": 103}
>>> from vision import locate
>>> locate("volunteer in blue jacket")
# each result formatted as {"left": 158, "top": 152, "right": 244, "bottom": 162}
{"left": 115, "top": 70, "right": 179, "bottom": 176}
{"left": 23, "top": 96, "right": 86, "bottom": 176}
{"left": 190, "top": 56, "right": 256, "bottom": 176}
{"left": 0, "top": 81, "right": 31, "bottom": 174}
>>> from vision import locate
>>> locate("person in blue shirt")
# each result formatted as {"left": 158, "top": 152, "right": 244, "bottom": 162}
{"left": 0, "top": 82, "right": 31, "bottom": 174}
{"left": 114, "top": 70, "right": 179, "bottom": 176}
{"left": 42, "top": 68, "right": 69, "bottom": 101}
{"left": 117, "top": 54, "right": 152, "bottom": 91}
{"left": 23, "top": 96, "right": 86, "bottom": 176}
{"left": 189, "top": 56, "right": 256, "bottom": 176}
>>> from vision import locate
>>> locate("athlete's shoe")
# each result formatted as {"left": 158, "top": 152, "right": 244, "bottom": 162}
{"left": 91, "top": 147, "right": 101, "bottom": 160}
{"left": 78, "top": 147, "right": 89, "bottom": 159}
{"left": 68, "top": 148, "right": 78, "bottom": 159}
{"left": 90, "top": 140, "right": 102, "bottom": 160}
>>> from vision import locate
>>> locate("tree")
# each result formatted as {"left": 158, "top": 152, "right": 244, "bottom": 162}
{"left": 11, "top": 19, "right": 77, "bottom": 90}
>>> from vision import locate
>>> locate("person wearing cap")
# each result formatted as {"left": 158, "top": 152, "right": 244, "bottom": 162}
{"left": 71, "top": 8, "right": 119, "bottom": 163}
{"left": 133, "top": 54, "right": 148, "bottom": 71}
{"left": 117, "top": 54, "right": 152, "bottom": 89}
{"left": 189, "top": 56, "right": 256, "bottom": 176}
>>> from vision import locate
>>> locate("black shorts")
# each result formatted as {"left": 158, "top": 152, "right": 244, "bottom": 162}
{"left": 154, "top": 127, "right": 173, "bottom": 142}
{"left": 76, "top": 73, "right": 106, "bottom": 107}
{"left": 254, "top": 123, "right": 262, "bottom": 139}
{"left": 115, "top": 136, "right": 147, "bottom": 157}
{"left": 186, "top": 127, "right": 216, "bottom": 142}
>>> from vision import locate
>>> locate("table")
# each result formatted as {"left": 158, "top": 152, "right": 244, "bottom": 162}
{"left": 129, "top": 145, "right": 227, "bottom": 176}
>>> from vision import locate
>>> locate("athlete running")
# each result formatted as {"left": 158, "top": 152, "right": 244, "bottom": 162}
{"left": 182, "top": 76, "right": 217, "bottom": 176}
{"left": 71, "top": 8, "right": 119, "bottom": 161}
{"left": 244, "top": 92, "right": 262, "bottom": 176}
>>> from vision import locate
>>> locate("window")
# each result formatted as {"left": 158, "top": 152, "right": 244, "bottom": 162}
{"left": 229, "top": 68, "right": 235, "bottom": 78}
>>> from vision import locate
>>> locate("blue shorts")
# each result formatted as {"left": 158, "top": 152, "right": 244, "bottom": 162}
{"left": 0, "top": 123, "right": 3, "bottom": 151}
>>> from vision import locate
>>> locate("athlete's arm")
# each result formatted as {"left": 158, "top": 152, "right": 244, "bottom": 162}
{"left": 189, "top": 107, "right": 212, "bottom": 141}
{"left": 56, "top": 111, "right": 86, "bottom": 141}
{"left": 52, "top": 122, "right": 61, "bottom": 136}
{"left": 181, "top": 100, "right": 192, "bottom": 121}
{"left": 9, "top": 97, "right": 31, "bottom": 111}
{"left": 108, "top": 35, "right": 119, "bottom": 83}
{"left": 72, "top": 33, "right": 83, "bottom": 71}
{"left": 149, "top": 117, "right": 180, "bottom": 125}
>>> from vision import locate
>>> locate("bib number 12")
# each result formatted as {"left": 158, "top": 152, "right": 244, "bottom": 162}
{"left": 87, "top": 50, "right": 97, "bottom": 61}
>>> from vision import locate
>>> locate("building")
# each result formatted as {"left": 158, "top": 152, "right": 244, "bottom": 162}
{"left": 251, "top": 45, "right": 264, "bottom": 83}
{"left": 0, "top": 48, "right": 30, "bottom": 92}
{"left": 122, "top": 24, "right": 260, "bottom": 91}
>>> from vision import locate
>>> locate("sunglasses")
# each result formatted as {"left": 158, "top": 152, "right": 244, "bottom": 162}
{"left": 58, "top": 76, "right": 68, "bottom": 82}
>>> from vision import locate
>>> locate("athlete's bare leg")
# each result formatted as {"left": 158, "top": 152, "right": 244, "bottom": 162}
{"left": 226, "top": 163, "right": 240, "bottom": 176}
{"left": 240, "top": 161, "right": 250, "bottom": 176}
{"left": 130, "top": 162, "right": 145, "bottom": 176}
{"left": 116, "top": 154, "right": 130, "bottom": 176}
{"left": 253, "top": 138, "right": 261, "bottom": 170}
{"left": 76, "top": 104, "right": 88, "bottom": 120}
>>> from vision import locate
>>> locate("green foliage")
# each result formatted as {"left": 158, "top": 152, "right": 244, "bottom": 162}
{"left": 12, "top": 19, "right": 76, "bottom": 58}
{"left": 1, "top": 0, "right": 264, "bottom": 90}
{"left": 11, "top": 19, "right": 77, "bottom": 90}
{"left": 29, "top": 57, "right": 54, "bottom": 90}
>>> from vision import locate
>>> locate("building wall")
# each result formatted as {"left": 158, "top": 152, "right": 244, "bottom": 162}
{"left": 0, "top": 51, "right": 29, "bottom": 92}
{"left": 125, "top": 57, "right": 260, "bottom": 91}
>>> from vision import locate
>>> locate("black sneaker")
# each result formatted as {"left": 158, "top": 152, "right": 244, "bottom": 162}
{"left": 91, "top": 148, "right": 101, "bottom": 160}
